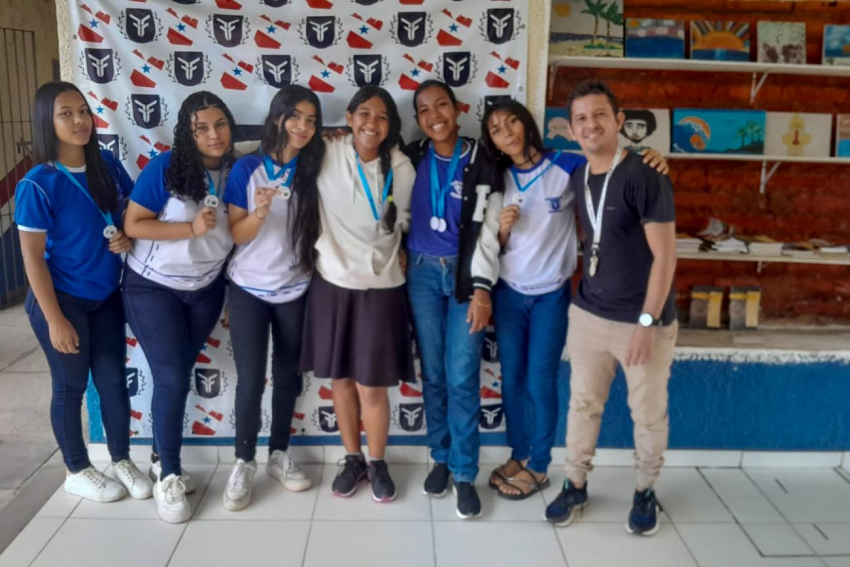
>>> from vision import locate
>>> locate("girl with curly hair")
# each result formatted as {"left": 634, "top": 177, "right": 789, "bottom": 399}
{"left": 220, "top": 85, "right": 324, "bottom": 511}
{"left": 300, "top": 87, "right": 415, "bottom": 503}
{"left": 122, "top": 91, "right": 236, "bottom": 523}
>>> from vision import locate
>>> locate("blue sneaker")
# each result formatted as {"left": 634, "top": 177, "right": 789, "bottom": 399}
{"left": 626, "top": 488, "right": 662, "bottom": 536}
{"left": 545, "top": 480, "right": 588, "bottom": 526}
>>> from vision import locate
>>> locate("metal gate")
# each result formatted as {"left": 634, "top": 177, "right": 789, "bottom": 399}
{"left": 0, "top": 28, "right": 38, "bottom": 309}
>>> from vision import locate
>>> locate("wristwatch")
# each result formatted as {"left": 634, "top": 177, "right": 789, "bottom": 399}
{"left": 638, "top": 313, "right": 660, "bottom": 328}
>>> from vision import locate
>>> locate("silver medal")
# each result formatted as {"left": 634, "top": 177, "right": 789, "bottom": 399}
{"left": 430, "top": 216, "right": 440, "bottom": 231}
{"left": 512, "top": 193, "right": 525, "bottom": 206}
{"left": 103, "top": 225, "right": 118, "bottom": 239}
{"left": 280, "top": 187, "right": 292, "bottom": 200}
{"left": 204, "top": 194, "right": 220, "bottom": 208}
{"left": 438, "top": 218, "right": 447, "bottom": 233}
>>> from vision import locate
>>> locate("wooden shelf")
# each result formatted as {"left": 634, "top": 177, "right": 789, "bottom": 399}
{"left": 668, "top": 154, "right": 850, "bottom": 165}
{"left": 676, "top": 250, "right": 850, "bottom": 268}
{"left": 547, "top": 55, "right": 850, "bottom": 78}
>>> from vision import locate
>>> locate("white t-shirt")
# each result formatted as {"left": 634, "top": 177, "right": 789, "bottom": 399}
{"left": 126, "top": 151, "right": 233, "bottom": 291}
{"left": 315, "top": 135, "right": 415, "bottom": 290}
{"left": 499, "top": 150, "right": 586, "bottom": 295}
{"left": 223, "top": 153, "right": 310, "bottom": 303}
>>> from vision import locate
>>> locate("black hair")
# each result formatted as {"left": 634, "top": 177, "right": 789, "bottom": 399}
{"left": 166, "top": 91, "right": 236, "bottom": 203}
{"left": 346, "top": 86, "right": 402, "bottom": 233}
{"left": 621, "top": 109, "right": 657, "bottom": 137}
{"left": 412, "top": 80, "right": 458, "bottom": 114}
{"left": 32, "top": 81, "right": 117, "bottom": 211}
{"left": 480, "top": 99, "right": 544, "bottom": 175}
{"left": 566, "top": 80, "right": 620, "bottom": 121}
{"left": 260, "top": 85, "right": 325, "bottom": 274}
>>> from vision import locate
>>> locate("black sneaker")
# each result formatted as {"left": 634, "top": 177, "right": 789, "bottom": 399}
{"left": 332, "top": 454, "right": 367, "bottom": 497}
{"left": 423, "top": 463, "right": 450, "bottom": 497}
{"left": 454, "top": 482, "right": 482, "bottom": 519}
{"left": 545, "top": 480, "right": 588, "bottom": 527}
{"left": 367, "top": 460, "right": 397, "bottom": 502}
{"left": 626, "top": 487, "right": 662, "bottom": 536}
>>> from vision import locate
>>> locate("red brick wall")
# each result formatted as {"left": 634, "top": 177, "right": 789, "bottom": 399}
{"left": 549, "top": 1, "right": 850, "bottom": 323}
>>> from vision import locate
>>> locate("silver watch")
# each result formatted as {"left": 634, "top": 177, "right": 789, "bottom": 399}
{"left": 638, "top": 313, "right": 659, "bottom": 328}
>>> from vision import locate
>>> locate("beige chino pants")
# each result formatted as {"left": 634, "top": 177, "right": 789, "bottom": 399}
{"left": 564, "top": 304, "right": 678, "bottom": 491}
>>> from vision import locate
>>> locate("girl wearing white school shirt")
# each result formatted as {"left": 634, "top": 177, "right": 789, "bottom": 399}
{"left": 300, "top": 86, "right": 416, "bottom": 503}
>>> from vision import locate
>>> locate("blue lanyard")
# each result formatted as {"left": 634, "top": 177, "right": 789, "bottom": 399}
{"left": 355, "top": 154, "right": 393, "bottom": 222}
{"left": 429, "top": 140, "right": 462, "bottom": 221}
{"left": 53, "top": 162, "right": 114, "bottom": 227}
{"left": 510, "top": 151, "right": 562, "bottom": 193}
{"left": 263, "top": 154, "right": 297, "bottom": 188}
{"left": 205, "top": 170, "right": 221, "bottom": 197}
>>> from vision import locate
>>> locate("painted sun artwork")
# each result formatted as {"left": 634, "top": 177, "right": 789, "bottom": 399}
{"left": 690, "top": 21, "right": 751, "bottom": 62}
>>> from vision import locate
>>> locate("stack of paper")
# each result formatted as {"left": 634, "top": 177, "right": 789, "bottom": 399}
{"left": 712, "top": 237, "right": 749, "bottom": 254}
{"left": 782, "top": 242, "right": 818, "bottom": 258}
{"left": 676, "top": 233, "right": 703, "bottom": 253}
{"left": 746, "top": 235, "right": 784, "bottom": 256}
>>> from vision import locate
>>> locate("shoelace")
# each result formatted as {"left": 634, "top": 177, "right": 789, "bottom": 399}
{"left": 229, "top": 464, "right": 250, "bottom": 492}
{"left": 162, "top": 476, "right": 187, "bottom": 504}
{"left": 82, "top": 468, "right": 106, "bottom": 488}
{"left": 371, "top": 461, "right": 391, "bottom": 483}
{"left": 337, "top": 457, "right": 363, "bottom": 482}
{"left": 115, "top": 461, "right": 142, "bottom": 482}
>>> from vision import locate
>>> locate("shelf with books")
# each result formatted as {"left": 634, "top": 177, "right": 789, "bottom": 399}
{"left": 676, "top": 250, "right": 850, "bottom": 273}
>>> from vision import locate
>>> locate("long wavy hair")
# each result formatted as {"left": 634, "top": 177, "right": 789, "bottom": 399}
{"left": 259, "top": 85, "right": 324, "bottom": 274}
{"left": 32, "top": 81, "right": 117, "bottom": 211}
{"left": 346, "top": 86, "right": 402, "bottom": 233}
{"left": 166, "top": 91, "right": 236, "bottom": 202}
{"left": 480, "top": 99, "right": 544, "bottom": 177}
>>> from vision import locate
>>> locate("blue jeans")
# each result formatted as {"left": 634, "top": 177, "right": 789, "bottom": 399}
{"left": 493, "top": 280, "right": 570, "bottom": 474}
{"left": 122, "top": 268, "right": 225, "bottom": 479}
{"left": 406, "top": 252, "right": 484, "bottom": 483}
{"left": 26, "top": 289, "right": 130, "bottom": 473}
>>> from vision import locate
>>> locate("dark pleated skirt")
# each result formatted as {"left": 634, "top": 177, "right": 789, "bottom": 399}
{"left": 300, "top": 274, "right": 415, "bottom": 387}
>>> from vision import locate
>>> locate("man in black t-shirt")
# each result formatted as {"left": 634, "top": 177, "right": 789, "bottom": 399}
{"left": 545, "top": 81, "right": 678, "bottom": 537}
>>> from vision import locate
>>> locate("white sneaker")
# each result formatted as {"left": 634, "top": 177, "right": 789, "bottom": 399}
{"left": 153, "top": 474, "right": 191, "bottom": 524}
{"left": 267, "top": 450, "right": 312, "bottom": 492}
{"left": 64, "top": 467, "right": 126, "bottom": 502}
{"left": 149, "top": 461, "right": 196, "bottom": 494}
{"left": 109, "top": 459, "right": 153, "bottom": 499}
{"left": 223, "top": 459, "right": 257, "bottom": 511}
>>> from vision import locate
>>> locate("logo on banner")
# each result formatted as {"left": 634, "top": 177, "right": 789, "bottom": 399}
{"left": 439, "top": 51, "right": 476, "bottom": 87}
{"left": 120, "top": 9, "right": 161, "bottom": 44}
{"left": 126, "top": 367, "right": 146, "bottom": 397}
{"left": 167, "top": 51, "right": 211, "bottom": 86}
{"left": 126, "top": 94, "right": 168, "bottom": 129}
{"left": 170, "top": 0, "right": 199, "bottom": 4}
{"left": 81, "top": 49, "right": 120, "bottom": 84}
{"left": 97, "top": 134, "right": 128, "bottom": 161}
{"left": 347, "top": 54, "right": 389, "bottom": 87}
{"left": 194, "top": 368, "right": 226, "bottom": 398}
{"left": 192, "top": 404, "right": 223, "bottom": 436}
{"left": 393, "top": 403, "right": 425, "bottom": 432}
{"left": 477, "top": 95, "right": 513, "bottom": 120}
{"left": 353, "top": 0, "right": 382, "bottom": 4}
{"left": 261, "top": 0, "right": 290, "bottom": 5}
{"left": 483, "top": 331, "right": 499, "bottom": 363}
{"left": 208, "top": 14, "right": 248, "bottom": 47}
{"left": 481, "top": 9, "right": 521, "bottom": 44}
{"left": 301, "top": 16, "right": 340, "bottom": 49}
{"left": 480, "top": 404, "right": 504, "bottom": 430}
{"left": 313, "top": 406, "right": 339, "bottom": 433}
{"left": 256, "top": 54, "right": 298, "bottom": 88}
{"left": 391, "top": 12, "right": 432, "bottom": 47}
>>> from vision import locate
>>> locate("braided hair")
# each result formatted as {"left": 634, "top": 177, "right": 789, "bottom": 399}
{"left": 345, "top": 86, "right": 402, "bottom": 233}
{"left": 166, "top": 91, "right": 236, "bottom": 202}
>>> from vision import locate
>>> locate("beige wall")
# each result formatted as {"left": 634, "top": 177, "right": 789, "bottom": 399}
{"left": 1, "top": 0, "right": 60, "bottom": 89}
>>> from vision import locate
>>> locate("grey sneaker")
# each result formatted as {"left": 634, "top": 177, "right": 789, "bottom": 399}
{"left": 332, "top": 454, "right": 368, "bottom": 497}
{"left": 367, "top": 460, "right": 397, "bottom": 503}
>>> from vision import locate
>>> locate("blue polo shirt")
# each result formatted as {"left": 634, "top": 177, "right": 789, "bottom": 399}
{"left": 14, "top": 150, "right": 133, "bottom": 300}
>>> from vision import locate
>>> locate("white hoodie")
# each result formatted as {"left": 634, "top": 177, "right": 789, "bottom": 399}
{"left": 315, "top": 135, "right": 415, "bottom": 290}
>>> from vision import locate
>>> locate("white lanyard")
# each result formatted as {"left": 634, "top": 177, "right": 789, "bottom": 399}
{"left": 583, "top": 146, "right": 623, "bottom": 277}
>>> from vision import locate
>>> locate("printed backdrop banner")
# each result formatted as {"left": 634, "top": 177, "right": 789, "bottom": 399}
{"left": 66, "top": 0, "right": 527, "bottom": 441}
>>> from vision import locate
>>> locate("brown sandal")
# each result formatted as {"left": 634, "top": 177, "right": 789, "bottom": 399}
{"left": 497, "top": 467, "right": 550, "bottom": 501}
{"left": 488, "top": 458, "right": 524, "bottom": 490}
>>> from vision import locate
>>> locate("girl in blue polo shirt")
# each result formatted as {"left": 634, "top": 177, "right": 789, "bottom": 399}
{"left": 15, "top": 82, "right": 151, "bottom": 503}
{"left": 122, "top": 91, "right": 235, "bottom": 524}
{"left": 219, "top": 85, "right": 323, "bottom": 511}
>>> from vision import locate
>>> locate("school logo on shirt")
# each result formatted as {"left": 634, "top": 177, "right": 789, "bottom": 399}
{"left": 391, "top": 12, "right": 432, "bottom": 47}
{"left": 547, "top": 197, "right": 564, "bottom": 213}
{"left": 449, "top": 180, "right": 464, "bottom": 200}
{"left": 439, "top": 51, "right": 476, "bottom": 87}
{"left": 257, "top": 54, "right": 298, "bottom": 88}
{"left": 167, "top": 51, "right": 211, "bottom": 87}
{"left": 126, "top": 367, "right": 146, "bottom": 397}
{"left": 194, "top": 368, "right": 226, "bottom": 398}
{"left": 481, "top": 9, "right": 521, "bottom": 45}
{"left": 120, "top": 9, "right": 161, "bottom": 44}
{"left": 126, "top": 94, "right": 169, "bottom": 130}
{"left": 81, "top": 49, "right": 120, "bottom": 84}
{"left": 483, "top": 331, "right": 499, "bottom": 363}
{"left": 314, "top": 406, "right": 339, "bottom": 433}
{"left": 393, "top": 403, "right": 425, "bottom": 432}
{"left": 348, "top": 54, "right": 389, "bottom": 87}
{"left": 301, "top": 16, "right": 340, "bottom": 49}
{"left": 479, "top": 404, "right": 504, "bottom": 430}
{"left": 97, "top": 134, "right": 128, "bottom": 161}
{"left": 208, "top": 14, "right": 248, "bottom": 48}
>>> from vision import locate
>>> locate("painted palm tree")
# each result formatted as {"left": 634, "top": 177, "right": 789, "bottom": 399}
{"left": 737, "top": 126, "right": 748, "bottom": 149}
{"left": 601, "top": 1, "right": 623, "bottom": 53}
{"left": 582, "top": 0, "right": 607, "bottom": 47}
{"left": 746, "top": 121, "right": 759, "bottom": 147}
{"left": 752, "top": 124, "right": 764, "bottom": 143}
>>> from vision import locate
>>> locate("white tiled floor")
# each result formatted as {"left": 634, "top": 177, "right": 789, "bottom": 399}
{"left": 4, "top": 462, "right": 850, "bottom": 567}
